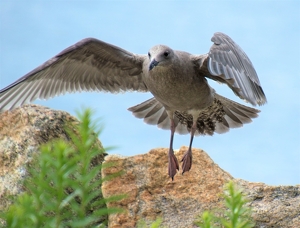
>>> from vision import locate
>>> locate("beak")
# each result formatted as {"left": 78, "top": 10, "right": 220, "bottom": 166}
{"left": 149, "top": 59, "right": 159, "bottom": 71}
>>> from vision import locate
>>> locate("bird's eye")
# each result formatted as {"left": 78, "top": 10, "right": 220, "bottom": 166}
{"left": 148, "top": 52, "right": 151, "bottom": 58}
{"left": 164, "top": 51, "right": 169, "bottom": 57}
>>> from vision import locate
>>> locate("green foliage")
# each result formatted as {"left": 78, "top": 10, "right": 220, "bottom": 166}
{"left": 137, "top": 217, "right": 164, "bottom": 228}
{"left": 195, "top": 181, "right": 255, "bottom": 228}
{"left": 1, "top": 108, "right": 124, "bottom": 228}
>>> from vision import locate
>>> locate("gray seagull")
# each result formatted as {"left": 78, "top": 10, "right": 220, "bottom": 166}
{"left": 0, "top": 32, "right": 266, "bottom": 180}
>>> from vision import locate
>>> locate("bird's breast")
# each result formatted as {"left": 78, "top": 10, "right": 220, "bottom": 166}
{"left": 143, "top": 67, "right": 214, "bottom": 111}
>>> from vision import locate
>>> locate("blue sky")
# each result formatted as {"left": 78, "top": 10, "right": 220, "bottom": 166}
{"left": 0, "top": 1, "right": 299, "bottom": 185}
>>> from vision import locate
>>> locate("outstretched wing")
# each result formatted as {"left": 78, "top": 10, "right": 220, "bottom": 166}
{"left": 0, "top": 38, "right": 148, "bottom": 112}
{"left": 194, "top": 32, "right": 266, "bottom": 106}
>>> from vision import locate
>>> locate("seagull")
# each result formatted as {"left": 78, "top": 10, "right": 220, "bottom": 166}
{"left": 0, "top": 32, "right": 267, "bottom": 180}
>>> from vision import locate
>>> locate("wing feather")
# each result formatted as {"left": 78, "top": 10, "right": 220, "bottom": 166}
{"left": 194, "top": 32, "right": 267, "bottom": 106}
{"left": 0, "top": 38, "right": 148, "bottom": 111}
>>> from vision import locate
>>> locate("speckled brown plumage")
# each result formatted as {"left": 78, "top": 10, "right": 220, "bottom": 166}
{"left": 175, "top": 98, "right": 225, "bottom": 135}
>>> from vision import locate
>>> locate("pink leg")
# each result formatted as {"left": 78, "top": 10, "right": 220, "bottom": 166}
{"left": 181, "top": 121, "right": 197, "bottom": 174}
{"left": 168, "top": 119, "right": 179, "bottom": 180}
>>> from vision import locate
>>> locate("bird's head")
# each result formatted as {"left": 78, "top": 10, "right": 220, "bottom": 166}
{"left": 148, "top": 45, "right": 175, "bottom": 71}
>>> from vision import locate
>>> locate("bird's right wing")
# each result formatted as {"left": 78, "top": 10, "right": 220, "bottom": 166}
{"left": 0, "top": 38, "right": 148, "bottom": 112}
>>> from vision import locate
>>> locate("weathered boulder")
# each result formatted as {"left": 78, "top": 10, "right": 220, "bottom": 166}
{"left": 102, "top": 148, "right": 300, "bottom": 228}
{"left": 102, "top": 147, "right": 232, "bottom": 227}
{"left": 238, "top": 179, "right": 300, "bottom": 227}
{"left": 0, "top": 104, "right": 104, "bottom": 211}
{"left": 1, "top": 105, "right": 299, "bottom": 227}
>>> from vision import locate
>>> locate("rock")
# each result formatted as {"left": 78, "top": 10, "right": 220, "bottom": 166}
{"left": 237, "top": 179, "right": 300, "bottom": 228}
{"left": 102, "top": 148, "right": 300, "bottom": 228}
{"left": 1, "top": 105, "right": 299, "bottom": 227}
{"left": 0, "top": 104, "right": 104, "bottom": 211}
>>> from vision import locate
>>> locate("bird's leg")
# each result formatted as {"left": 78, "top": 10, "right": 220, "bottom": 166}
{"left": 168, "top": 119, "right": 179, "bottom": 180}
{"left": 181, "top": 121, "right": 197, "bottom": 174}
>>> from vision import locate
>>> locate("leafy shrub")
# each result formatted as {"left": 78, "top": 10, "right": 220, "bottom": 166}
{"left": 195, "top": 181, "right": 255, "bottom": 228}
{"left": 1, "top": 108, "right": 123, "bottom": 228}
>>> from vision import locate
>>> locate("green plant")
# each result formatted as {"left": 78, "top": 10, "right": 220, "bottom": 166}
{"left": 195, "top": 181, "right": 255, "bottom": 228}
{"left": 137, "top": 217, "right": 164, "bottom": 228}
{"left": 1, "top": 108, "right": 124, "bottom": 228}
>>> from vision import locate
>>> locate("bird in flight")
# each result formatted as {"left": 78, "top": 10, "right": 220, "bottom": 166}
{"left": 0, "top": 32, "right": 267, "bottom": 180}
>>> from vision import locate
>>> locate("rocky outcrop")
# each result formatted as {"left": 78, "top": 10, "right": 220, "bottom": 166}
{"left": 102, "top": 147, "right": 232, "bottom": 227}
{"left": 1, "top": 105, "right": 299, "bottom": 227}
{"left": 238, "top": 179, "right": 300, "bottom": 227}
{"left": 0, "top": 104, "right": 104, "bottom": 211}
{"left": 102, "top": 148, "right": 300, "bottom": 228}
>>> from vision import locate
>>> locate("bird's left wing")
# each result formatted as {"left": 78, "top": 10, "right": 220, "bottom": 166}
{"left": 193, "top": 32, "right": 266, "bottom": 106}
{"left": 0, "top": 38, "right": 148, "bottom": 112}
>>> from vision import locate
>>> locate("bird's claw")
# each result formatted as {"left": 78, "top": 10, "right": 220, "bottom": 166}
{"left": 168, "top": 149, "right": 179, "bottom": 180}
{"left": 181, "top": 150, "right": 192, "bottom": 174}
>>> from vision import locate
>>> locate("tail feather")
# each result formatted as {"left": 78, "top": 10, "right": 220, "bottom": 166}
{"left": 128, "top": 97, "right": 189, "bottom": 134}
{"left": 128, "top": 98, "right": 170, "bottom": 130}
{"left": 223, "top": 106, "right": 244, "bottom": 126}
{"left": 214, "top": 93, "right": 259, "bottom": 133}
{"left": 128, "top": 94, "right": 260, "bottom": 136}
